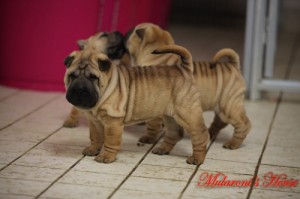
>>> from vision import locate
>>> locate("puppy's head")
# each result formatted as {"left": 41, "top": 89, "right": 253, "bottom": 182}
{"left": 64, "top": 50, "right": 112, "bottom": 110}
{"left": 77, "top": 31, "right": 126, "bottom": 60}
{"left": 124, "top": 23, "right": 175, "bottom": 61}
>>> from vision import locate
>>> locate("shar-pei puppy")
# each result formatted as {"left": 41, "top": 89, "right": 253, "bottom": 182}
{"left": 125, "top": 23, "right": 251, "bottom": 150}
{"left": 63, "top": 31, "right": 129, "bottom": 127}
{"left": 64, "top": 45, "right": 209, "bottom": 165}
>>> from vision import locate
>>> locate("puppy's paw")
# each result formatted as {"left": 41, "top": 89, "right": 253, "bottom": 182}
{"left": 63, "top": 118, "right": 78, "bottom": 128}
{"left": 152, "top": 147, "right": 170, "bottom": 155}
{"left": 186, "top": 155, "right": 204, "bottom": 165}
{"left": 223, "top": 140, "right": 242, "bottom": 150}
{"left": 139, "top": 135, "right": 156, "bottom": 144}
{"left": 94, "top": 153, "right": 116, "bottom": 163}
{"left": 82, "top": 146, "right": 101, "bottom": 156}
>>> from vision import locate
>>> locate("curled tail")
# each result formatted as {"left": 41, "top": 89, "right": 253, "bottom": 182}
{"left": 152, "top": 45, "right": 193, "bottom": 72}
{"left": 212, "top": 48, "right": 240, "bottom": 70}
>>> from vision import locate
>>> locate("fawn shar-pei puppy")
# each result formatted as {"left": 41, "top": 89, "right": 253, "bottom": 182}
{"left": 125, "top": 23, "right": 251, "bottom": 150}
{"left": 63, "top": 31, "right": 129, "bottom": 127}
{"left": 64, "top": 45, "right": 209, "bottom": 165}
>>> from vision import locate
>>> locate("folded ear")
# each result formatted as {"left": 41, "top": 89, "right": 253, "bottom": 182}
{"left": 77, "top": 40, "right": 87, "bottom": 50}
{"left": 97, "top": 59, "right": 111, "bottom": 72}
{"left": 64, "top": 56, "right": 74, "bottom": 68}
{"left": 106, "top": 31, "right": 126, "bottom": 59}
{"left": 135, "top": 28, "right": 145, "bottom": 40}
{"left": 124, "top": 27, "right": 134, "bottom": 43}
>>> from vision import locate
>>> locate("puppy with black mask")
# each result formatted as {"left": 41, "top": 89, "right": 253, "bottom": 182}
{"left": 63, "top": 31, "right": 129, "bottom": 127}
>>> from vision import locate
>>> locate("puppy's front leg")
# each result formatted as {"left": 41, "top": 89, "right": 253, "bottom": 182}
{"left": 82, "top": 119, "right": 104, "bottom": 156}
{"left": 95, "top": 117, "right": 124, "bottom": 163}
{"left": 63, "top": 106, "right": 81, "bottom": 127}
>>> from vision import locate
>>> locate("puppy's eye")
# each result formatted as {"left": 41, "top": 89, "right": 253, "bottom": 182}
{"left": 90, "top": 74, "right": 98, "bottom": 80}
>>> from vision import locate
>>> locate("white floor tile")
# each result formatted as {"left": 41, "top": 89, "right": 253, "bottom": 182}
{"left": 121, "top": 176, "right": 187, "bottom": 194}
{"left": 14, "top": 153, "right": 81, "bottom": 169}
{"left": 24, "top": 95, "right": 73, "bottom": 125}
{"left": 0, "top": 163, "right": 6, "bottom": 169}
{"left": 0, "top": 140, "right": 35, "bottom": 152}
{"left": 0, "top": 178, "right": 50, "bottom": 196}
{"left": 0, "top": 140, "right": 36, "bottom": 163}
{"left": 142, "top": 153, "right": 196, "bottom": 168}
{"left": 44, "top": 127, "right": 89, "bottom": 147}
{"left": 112, "top": 189, "right": 178, "bottom": 199}
{"left": 206, "top": 142, "right": 264, "bottom": 164}
{"left": 0, "top": 165, "right": 64, "bottom": 182}
{"left": 0, "top": 152, "right": 22, "bottom": 164}
{"left": 199, "top": 158, "right": 256, "bottom": 175}
{"left": 132, "top": 164, "right": 194, "bottom": 181}
{"left": 261, "top": 145, "right": 300, "bottom": 168}
{"left": 0, "top": 193, "right": 33, "bottom": 199}
{"left": 0, "top": 121, "right": 60, "bottom": 143}
{"left": 58, "top": 170, "right": 125, "bottom": 188}
{"left": 41, "top": 183, "right": 113, "bottom": 199}
{"left": 183, "top": 186, "right": 249, "bottom": 199}
{"left": 116, "top": 150, "right": 146, "bottom": 164}
{"left": 28, "top": 142, "right": 83, "bottom": 158}
{"left": 267, "top": 102, "right": 300, "bottom": 148}
{"left": 250, "top": 188, "right": 299, "bottom": 199}
{"left": 74, "top": 156, "right": 136, "bottom": 175}
{"left": 0, "top": 91, "right": 58, "bottom": 128}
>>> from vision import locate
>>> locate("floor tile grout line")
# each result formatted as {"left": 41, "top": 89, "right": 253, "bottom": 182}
{"left": 0, "top": 126, "right": 63, "bottom": 172}
{"left": 0, "top": 94, "right": 61, "bottom": 131}
{"left": 34, "top": 155, "right": 85, "bottom": 199}
{"left": 178, "top": 137, "right": 218, "bottom": 199}
{"left": 245, "top": 93, "right": 282, "bottom": 199}
{"left": 107, "top": 133, "right": 165, "bottom": 199}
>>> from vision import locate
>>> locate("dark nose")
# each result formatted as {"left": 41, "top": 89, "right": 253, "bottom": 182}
{"left": 66, "top": 80, "right": 98, "bottom": 109}
{"left": 76, "top": 85, "right": 88, "bottom": 95}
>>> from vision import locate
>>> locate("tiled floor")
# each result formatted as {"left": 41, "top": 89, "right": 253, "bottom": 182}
{"left": 1, "top": 20, "right": 300, "bottom": 199}
{"left": 0, "top": 72, "right": 299, "bottom": 199}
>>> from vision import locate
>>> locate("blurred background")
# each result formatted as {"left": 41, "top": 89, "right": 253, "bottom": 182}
{"left": 0, "top": 0, "right": 299, "bottom": 99}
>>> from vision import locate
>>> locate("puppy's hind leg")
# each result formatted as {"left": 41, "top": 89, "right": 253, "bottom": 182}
{"left": 152, "top": 116, "right": 184, "bottom": 155}
{"left": 222, "top": 106, "right": 251, "bottom": 149}
{"left": 208, "top": 113, "right": 228, "bottom": 140}
{"left": 139, "top": 118, "right": 163, "bottom": 144}
{"left": 173, "top": 106, "right": 209, "bottom": 165}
